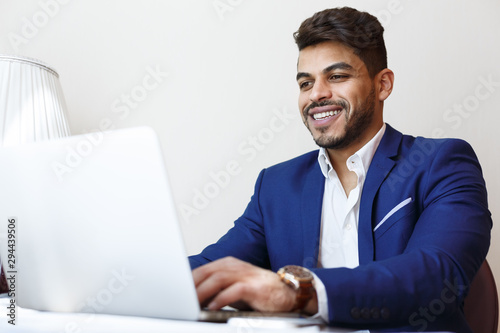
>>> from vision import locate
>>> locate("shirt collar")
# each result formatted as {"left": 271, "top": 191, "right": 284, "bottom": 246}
{"left": 317, "top": 123, "right": 386, "bottom": 179}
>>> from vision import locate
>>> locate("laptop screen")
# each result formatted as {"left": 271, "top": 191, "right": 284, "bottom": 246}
{"left": 0, "top": 127, "right": 200, "bottom": 320}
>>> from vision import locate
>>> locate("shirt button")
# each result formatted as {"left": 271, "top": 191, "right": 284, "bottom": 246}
{"left": 345, "top": 224, "right": 352, "bottom": 230}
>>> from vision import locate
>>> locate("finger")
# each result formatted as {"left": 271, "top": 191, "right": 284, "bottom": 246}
{"left": 206, "top": 282, "right": 248, "bottom": 310}
{"left": 214, "top": 271, "right": 295, "bottom": 312}
{"left": 192, "top": 257, "right": 239, "bottom": 286}
{"left": 192, "top": 264, "right": 210, "bottom": 287}
{"left": 196, "top": 270, "right": 235, "bottom": 306}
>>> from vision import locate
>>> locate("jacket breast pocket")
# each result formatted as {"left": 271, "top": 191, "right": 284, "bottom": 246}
{"left": 374, "top": 198, "right": 417, "bottom": 240}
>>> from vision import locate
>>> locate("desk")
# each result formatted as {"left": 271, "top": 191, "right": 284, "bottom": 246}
{"left": 0, "top": 297, "right": 365, "bottom": 333}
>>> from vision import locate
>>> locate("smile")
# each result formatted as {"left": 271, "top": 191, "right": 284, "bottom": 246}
{"left": 312, "top": 110, "right": 341, "bottom": 120}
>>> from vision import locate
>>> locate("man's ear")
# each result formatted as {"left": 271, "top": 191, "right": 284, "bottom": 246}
{"left": 377, "top": 69, "right": 394, "bottom": 102}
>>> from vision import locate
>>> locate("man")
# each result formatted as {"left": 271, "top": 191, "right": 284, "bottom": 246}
{"left": 189, "top": 7, "right": 491, "bottom": 332}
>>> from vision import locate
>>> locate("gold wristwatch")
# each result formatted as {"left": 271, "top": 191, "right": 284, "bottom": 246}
{"left": 277, "top": 265, "right": 315, "bottom": 311}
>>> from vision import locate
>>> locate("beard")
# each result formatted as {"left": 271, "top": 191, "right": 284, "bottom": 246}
{"left": 304, "top": 86, "right": 376, "bottom": 150}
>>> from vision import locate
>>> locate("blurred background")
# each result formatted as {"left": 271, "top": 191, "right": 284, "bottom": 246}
{"left": 1, "top": 0, "right": 498, "bottom": 307}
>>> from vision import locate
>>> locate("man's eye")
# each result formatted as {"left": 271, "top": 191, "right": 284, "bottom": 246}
{"left": 299, "top": 81, "right": 312, "bottom": 90}
{"left": 330, "top": 74, "right": 347, "bottom": 80}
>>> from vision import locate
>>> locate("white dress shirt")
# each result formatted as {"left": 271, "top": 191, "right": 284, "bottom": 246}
{"left": 313, "top": 124, "right": 386, "bottom": 321}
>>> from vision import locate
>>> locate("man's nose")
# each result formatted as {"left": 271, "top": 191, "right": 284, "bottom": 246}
{"left": 309, "top": 79, "right": 332, "bottom": 102}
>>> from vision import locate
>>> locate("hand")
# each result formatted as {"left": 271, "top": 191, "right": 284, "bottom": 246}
{"left": 193, "top": 257, "right": 317, "bottom": 313}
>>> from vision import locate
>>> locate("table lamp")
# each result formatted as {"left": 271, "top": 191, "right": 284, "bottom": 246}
{"left": 0, "top": 54, "right": 71, "bottom": 293}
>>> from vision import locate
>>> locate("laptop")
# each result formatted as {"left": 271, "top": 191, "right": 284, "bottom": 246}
{"left": 0, "top": 127, "right": 314, "bottom": 325}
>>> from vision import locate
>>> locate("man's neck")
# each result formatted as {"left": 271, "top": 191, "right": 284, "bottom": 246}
{"left": 325, "top": 122, "right": 384, "bottom": 195}
{"left": 328, "top": 149, "right": 358, "bottom": 197}
{"left": 326, "top": 121, "right": 384, "bottom": 169}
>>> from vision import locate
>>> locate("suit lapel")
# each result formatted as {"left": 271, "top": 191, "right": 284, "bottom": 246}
{"left": 301, "top": 161, "right": 325, "bottom": 269}
{"left": 358, "top": 124, "right": 402, "bottom": 264}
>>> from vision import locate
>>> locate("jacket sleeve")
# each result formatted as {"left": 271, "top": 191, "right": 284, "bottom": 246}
{"left": 312, "top": 139, "right": 491, "bottom": 330}
{"left": 188, "top": 169, "right": 271, "bottom": 270}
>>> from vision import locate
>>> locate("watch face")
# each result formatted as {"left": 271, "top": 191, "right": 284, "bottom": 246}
{"left": 282, "top": 265, "right": 313, "bottom": 281}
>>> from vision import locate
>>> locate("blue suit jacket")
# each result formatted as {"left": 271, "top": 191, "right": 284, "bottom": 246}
{"left": 189, "top": 124, "right": 492, "bottom": 332}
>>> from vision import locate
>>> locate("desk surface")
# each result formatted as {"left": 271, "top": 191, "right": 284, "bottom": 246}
{"left": 0, "top": 297, "right": 365, "bottom": 333}
{"left": 0, "top": 297, "right": 457, "bottom": 333}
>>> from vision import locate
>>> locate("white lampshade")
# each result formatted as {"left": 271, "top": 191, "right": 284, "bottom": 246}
{"left": 0, "top": 54, "right": 71, "bottom": 147}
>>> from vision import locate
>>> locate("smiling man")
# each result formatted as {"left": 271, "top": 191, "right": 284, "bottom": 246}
{"left": 189, "top": 7, "right": 491, "bottom": 332}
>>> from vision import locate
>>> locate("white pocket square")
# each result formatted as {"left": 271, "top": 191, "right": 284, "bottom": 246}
{"left": 373, "top": 197, "right": 413, "bottom": 232}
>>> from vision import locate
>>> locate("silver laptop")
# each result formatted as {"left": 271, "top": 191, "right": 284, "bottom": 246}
{"left": 0, "top": 127, "right": 317, "bottom": 325}
{"left": 0, "top": 127, "right": 203, "bottom": 320}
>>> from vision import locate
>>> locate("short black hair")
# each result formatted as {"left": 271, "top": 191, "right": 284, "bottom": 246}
{"left": 294, "top": 7, "right": 387, "bottom": 78}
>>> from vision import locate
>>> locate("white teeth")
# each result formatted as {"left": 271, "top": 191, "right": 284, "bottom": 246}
{"left": 313, "top": 110, "right": 340, "bottom": 120}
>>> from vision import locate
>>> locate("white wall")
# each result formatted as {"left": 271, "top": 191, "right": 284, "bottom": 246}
{"left": 1, "top": 0, "right": 499, "bottom": 322}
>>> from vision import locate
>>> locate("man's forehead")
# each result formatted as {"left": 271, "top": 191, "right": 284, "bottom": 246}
{"left": 297, "top": 41, "right": 364, "bottom": 72}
